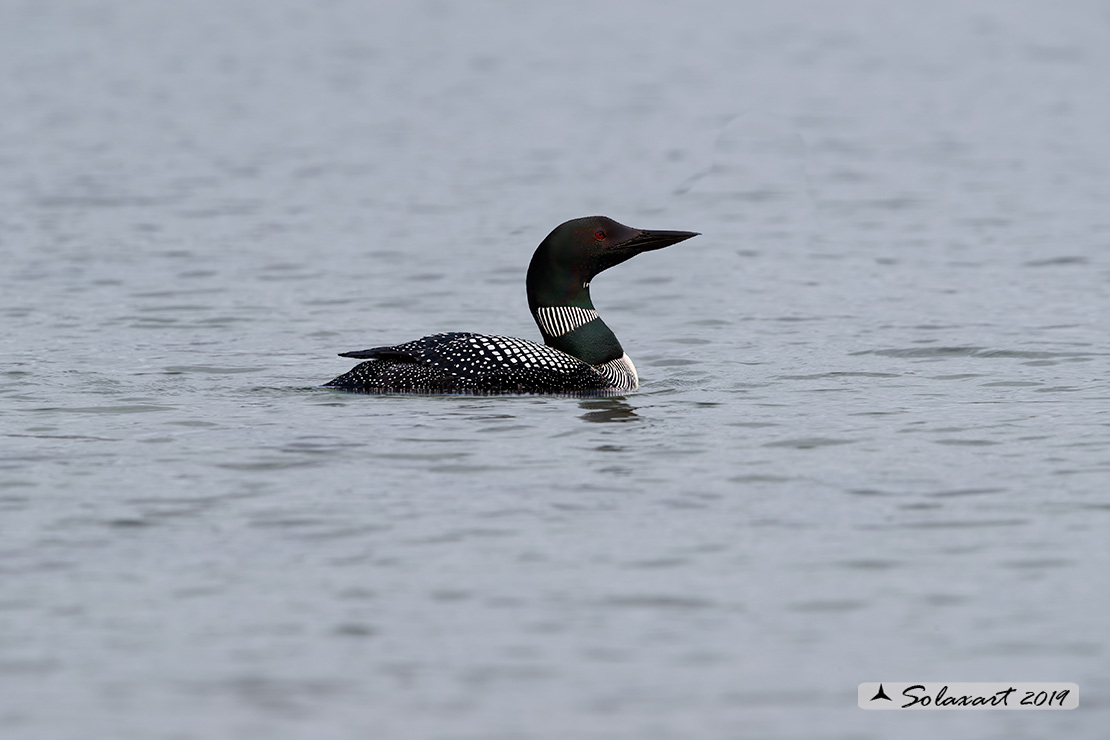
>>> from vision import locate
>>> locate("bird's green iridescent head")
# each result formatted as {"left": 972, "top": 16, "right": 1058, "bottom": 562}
{"left": 526, "top": 216, "right": 698, "bottom": 364}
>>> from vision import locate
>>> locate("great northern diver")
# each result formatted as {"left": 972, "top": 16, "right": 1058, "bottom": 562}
{"left": 324, "top": 216, "right": 698, "bottom": 395}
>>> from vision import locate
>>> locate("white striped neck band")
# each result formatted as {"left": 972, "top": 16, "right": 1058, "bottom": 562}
{"left": 535, "top": 306, "right": 600, "bottom": 337}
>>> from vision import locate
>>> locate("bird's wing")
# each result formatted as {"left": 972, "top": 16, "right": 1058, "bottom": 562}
{"left": 337, "top": 347, "right": 419, "bottom": 362}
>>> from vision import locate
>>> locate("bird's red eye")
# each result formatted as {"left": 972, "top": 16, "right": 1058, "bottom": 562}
{"left": 594, "top": 230, "right": 606, "bottom": 241}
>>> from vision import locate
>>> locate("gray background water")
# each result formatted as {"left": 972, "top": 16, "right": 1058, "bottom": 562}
{"left": 2, "top": 1, "right": 1108, "bottom": 738}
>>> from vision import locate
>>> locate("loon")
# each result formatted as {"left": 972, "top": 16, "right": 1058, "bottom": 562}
{"left": 324, "top": 216, "right": 698, "bottom": 395}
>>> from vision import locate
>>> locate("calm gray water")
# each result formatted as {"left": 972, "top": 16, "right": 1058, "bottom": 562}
{"left": 2, "top": 1, "right": 1108, "bottom": 738}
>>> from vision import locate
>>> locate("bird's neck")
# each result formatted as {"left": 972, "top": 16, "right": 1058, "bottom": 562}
{"left": 526, "top": 266, "right": 624, "bottom": 366}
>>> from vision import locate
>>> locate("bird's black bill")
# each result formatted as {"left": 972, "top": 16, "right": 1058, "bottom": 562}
{"left": 621, "top": 229, "right": 700, "bottom": 253}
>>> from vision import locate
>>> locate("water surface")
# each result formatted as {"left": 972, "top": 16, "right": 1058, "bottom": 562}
{"left": 2, "top": 1, "right": 1108, "bottom": 738}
